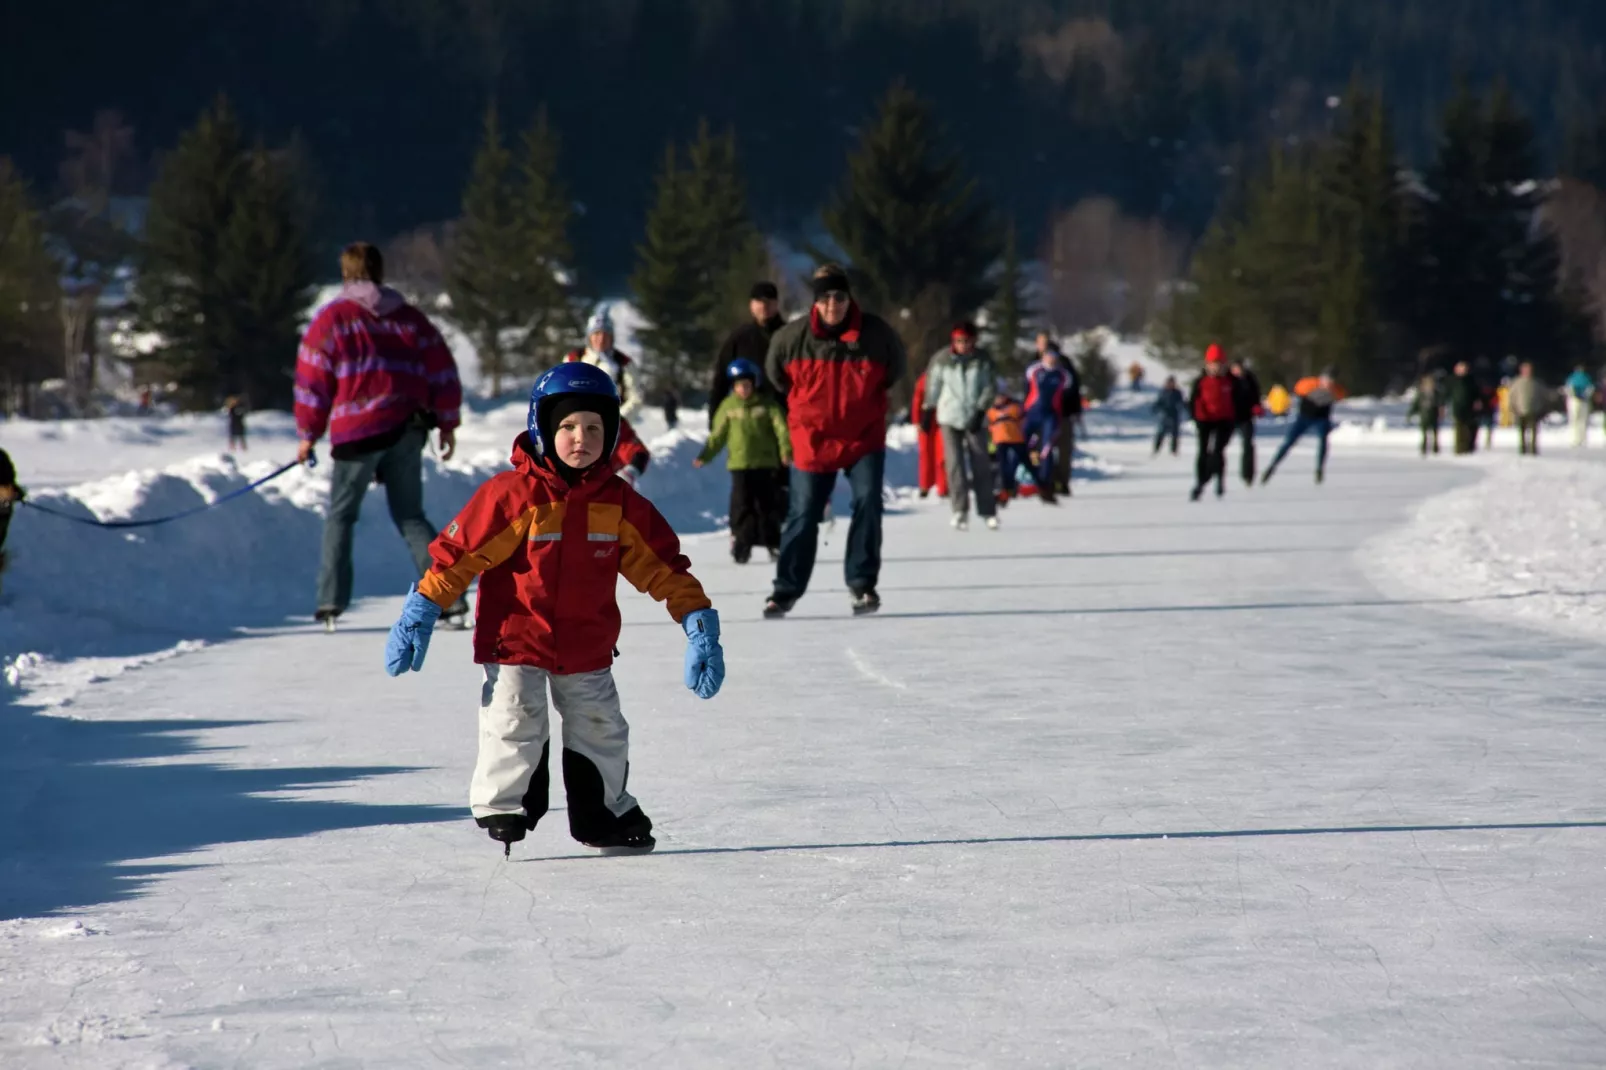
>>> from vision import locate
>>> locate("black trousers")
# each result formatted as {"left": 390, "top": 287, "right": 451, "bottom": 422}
{"left": 1194, "top": 421, "right": 1235, "bottom": 493}
{"left": 1153, "top": 421, "right": 1180, "bottom": 455}
{"left": 1453, "top": 420, "right": 1478, "bottom": 455}
{"left": 730, "top": 467, "right": 787, "bottom": 558}
{"left": 1235, "top": 419, "right": 1257, "bottom": 484}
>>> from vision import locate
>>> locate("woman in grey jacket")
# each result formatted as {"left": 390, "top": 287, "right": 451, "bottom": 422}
{"left": 922, "top": 323, "right": 998, "bottom": 530}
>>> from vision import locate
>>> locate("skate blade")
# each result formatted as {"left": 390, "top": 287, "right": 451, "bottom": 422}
{"left": 597, "top": 842, "right": 656, "bottom": 856}
{"left": 851, "top": 604, "right": 880, "bottom": 617}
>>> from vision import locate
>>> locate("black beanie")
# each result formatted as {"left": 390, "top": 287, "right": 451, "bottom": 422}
{"left": 541, "top": 393, "right": 620, "bottom": 476}
{"left": 750, "top": 281, "right": 779, "bottom": 301}
{"left": 810, "top": 268, "right": 852, "bottom": 299}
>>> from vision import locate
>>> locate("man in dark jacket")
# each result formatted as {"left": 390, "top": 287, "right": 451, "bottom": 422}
{"left": 1230, "top": 358, "right": 1262, "bottom": 486}
{"left": 763, "top": 264, "right": 906, "bottom": 618}
{"left": 1051, "top": 348, "right": 1083, "bottom": 497}
{"left": 1447, "top": 361, "right": 1483, "bottom": 455}
{"left": 710, "top": 282, "right": 788, "bottom": 421}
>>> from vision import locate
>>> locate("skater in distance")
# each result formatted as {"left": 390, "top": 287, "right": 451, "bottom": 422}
{"left": 383, "top": 363, "right": 724, "bottom": 855}
{"left": 923, "top": 321, "right": 999, "bottom": 530}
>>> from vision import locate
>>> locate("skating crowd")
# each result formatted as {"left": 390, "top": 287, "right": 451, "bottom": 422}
{"left": 11, "top": 240, "right": 1606, "bottom": 857}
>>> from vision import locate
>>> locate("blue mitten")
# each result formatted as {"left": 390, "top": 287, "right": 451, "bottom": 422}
{"left": 682, "top": 608, "right": 724, "bottom": 700}
{"left": 384, "top": 588, "right": 443, "bottom": 676}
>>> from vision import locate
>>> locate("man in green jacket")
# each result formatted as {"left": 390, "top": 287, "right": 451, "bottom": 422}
{"left": 923, "top": 323, "right": 998, "bottom": 530}
{"left": 1447, "top": 361, "right": 1484, "bottom": 455}
{"left": 695, "top": 358, "right": 792, "bottom": 563}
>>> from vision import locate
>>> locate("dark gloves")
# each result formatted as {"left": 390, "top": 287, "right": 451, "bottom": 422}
{"left": 966, "top": 411, "right": 985, "bottom": 435}
{"left": 919, "top": 408, "right": 937, "bottom": 434}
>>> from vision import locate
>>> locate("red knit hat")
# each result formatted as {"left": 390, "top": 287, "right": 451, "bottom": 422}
{"left": 1204, "top": 343, "right": 1224, "bottom": 364}
{"left": 951, "top": 322, "right": 978, "bottom": 340}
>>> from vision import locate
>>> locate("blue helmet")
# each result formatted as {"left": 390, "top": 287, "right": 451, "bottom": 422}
{"left": 527, "top": 362, "right": 621, "bottom": 458}
{"left": 727, "top": 357, "right": 763, "bottom": 385}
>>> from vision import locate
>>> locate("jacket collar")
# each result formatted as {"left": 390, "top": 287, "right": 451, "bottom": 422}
{"left": 809, "top": 301, "right": 862, "bottom": 344}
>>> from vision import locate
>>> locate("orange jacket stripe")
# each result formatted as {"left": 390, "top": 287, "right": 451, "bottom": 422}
{"left": 417, "top": 507, "right": 533, "bottom": 608}
{"left": 617, "top": 512, "right": 711, "bottom": 623}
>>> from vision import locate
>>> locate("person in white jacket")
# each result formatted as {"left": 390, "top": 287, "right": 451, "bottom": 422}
{"left": 564, "top": 306, "right": 642, "bottom": 416}
{"left": 1564, "top": 365, "right": 1595, "bottom": 448}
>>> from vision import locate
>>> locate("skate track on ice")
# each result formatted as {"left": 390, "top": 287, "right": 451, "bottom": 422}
{"left": 4, "top": 441, "right": 1605, "bottom": 1068}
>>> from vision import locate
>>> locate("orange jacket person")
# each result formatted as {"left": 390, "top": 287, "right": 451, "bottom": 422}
{"left": 986, "top": 391, "right": 1030, "bottom": 498}
{"left": 1262, "top": 370, "right": 1348, "bottom": 485}
{"left": 912, "top": 371, "right": 947, "bottom": 498}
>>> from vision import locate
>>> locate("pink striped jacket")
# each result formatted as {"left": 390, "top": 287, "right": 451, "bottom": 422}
{"left": 294, "top": 283, "right": 462, "bottom": 448}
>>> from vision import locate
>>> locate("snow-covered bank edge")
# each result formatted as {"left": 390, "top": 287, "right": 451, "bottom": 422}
{"left": 1359, "top": 455, "right": 1606, "bottom": 644}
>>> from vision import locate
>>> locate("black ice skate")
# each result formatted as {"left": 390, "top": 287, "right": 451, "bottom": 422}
{"left": 477, "top": 813, "right": 531, "bottom": 858}
{"left": 314, "top": 607, "right": 341, "bottom": 633}
{"left": 763, "top": 595, "right": 796, "bottom": 619}
{"left": 850, "top": 589, "right": 881, "bottom": 616}
{"left": 577, "top": 807, "right": 656, "bottom": 853}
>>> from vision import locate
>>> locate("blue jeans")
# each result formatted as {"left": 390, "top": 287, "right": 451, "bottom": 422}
{"left": 994, "top": 443, "right": 1028, "bottom": 493}
{"left": 1022, "top": 411, "right": 1058, "bottom": 490}
{"left": 1269, "top": 415, "right": 1332, "bottom": 473}
{"left": 773, "top": 450, "right": 885, "bottom": 600}
{"left": 316, "top": 428, "right": 439, "bottom": 613}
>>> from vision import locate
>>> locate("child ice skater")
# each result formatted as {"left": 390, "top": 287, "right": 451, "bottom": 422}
{"left": 986, "top": 384, "right": 1028, "bottom": 505}
{"left": 694, "top": 357, "right": 791, "bottom": 563}
{"left": 383, "top": 363, "right": 725, "bottom": 854}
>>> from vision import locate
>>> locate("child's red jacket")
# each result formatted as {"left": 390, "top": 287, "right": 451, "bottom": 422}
{"left": 417, "top": 435, "right": 710, "bottom": 674}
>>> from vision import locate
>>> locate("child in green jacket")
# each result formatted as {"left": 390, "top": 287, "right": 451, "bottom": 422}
{"left": 694, "top": 358, "right": 791, "bottom": 563}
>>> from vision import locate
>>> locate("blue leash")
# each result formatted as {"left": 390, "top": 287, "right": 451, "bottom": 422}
{"left": 18, "top": 457, "right": 309, "bottom": 530}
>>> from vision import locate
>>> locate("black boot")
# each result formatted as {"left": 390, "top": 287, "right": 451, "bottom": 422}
{"left": 477, "top": 814, "right": 530, "bottom": 855}
{"left": 576, "top": 805, "right": 656, "bottom": 851}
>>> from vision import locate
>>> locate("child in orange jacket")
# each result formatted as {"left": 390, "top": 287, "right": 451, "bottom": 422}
{"left": 381, "top": 364, "right": 724, "bottom": 855}
{"left": 987, "top": 387, "right": 1029, "bottom": 499}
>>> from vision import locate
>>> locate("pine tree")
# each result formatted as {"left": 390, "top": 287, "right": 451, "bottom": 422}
{"left": 987, "top": 218, "right": 1032, "bottom": 377}
{"left": 630, "top": 121, "right": 765, "bottom": 393}
{"left": 212, "top": 145, "right": 315, "bottom": 408}
{"left": 1312, "top": 85, "right": 1409, "bottom": 391}
{"left": 0, "top": 159, "right": 62, "bottom": 412}
{"left": 447, "top": 103, "right": 529, "bottom": 397}
{"left": 518, "top": 106, "right": 581, "bottom": 371}
{"left": 631, "top": 143, "right": 708, "bottom": 393}
{"left": 823, "top": 84, "right": 1001, "bottom": 322}
{"left": 1406, "top": 83, "right": 1579, "bottom": 376}
{"left": 1170, "top": 87, "right": 1410, "bottom": 392}
{"left": 133, "top": 97, "right": 312, "bottom": 409}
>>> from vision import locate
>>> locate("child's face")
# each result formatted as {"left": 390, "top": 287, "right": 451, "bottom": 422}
{"left": 555, "top": 411, "right": 606, "bottom": 469}
{"left": 734, "top": 379, "right": 755, "bottom": 399}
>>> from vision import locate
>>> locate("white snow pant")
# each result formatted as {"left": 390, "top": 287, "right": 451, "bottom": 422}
{"left": 470, "top": 664, "right": 641, "bottom": 841}
{"left": 1567, "top": 395, "right": 1590, "bottom": 447}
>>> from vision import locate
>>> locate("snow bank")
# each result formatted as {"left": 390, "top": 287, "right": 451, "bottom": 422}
{"left": 10, "top": 404, "right": 1066, "bottom": 711}
{"left": 1361, "top": 455, "right": 1606, "bottom": 642}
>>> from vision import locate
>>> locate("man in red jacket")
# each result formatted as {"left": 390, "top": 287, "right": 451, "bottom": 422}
{"left": 763, "top": 264, "right": 906, "bottom": 617}
{"left": 1187, "top": 343, "right": 1237, "bottom": 501}
{"left": 294, "top": 242, "right": 465, "bottom": 626}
